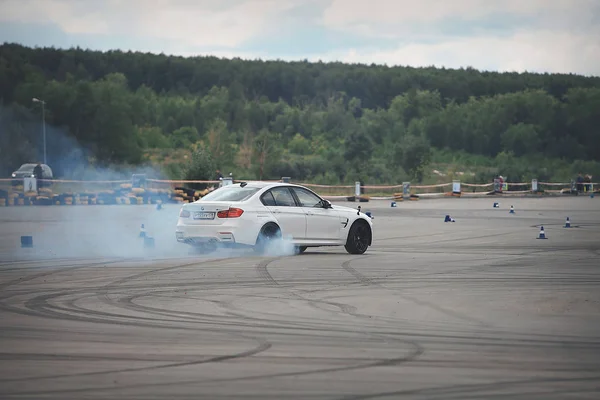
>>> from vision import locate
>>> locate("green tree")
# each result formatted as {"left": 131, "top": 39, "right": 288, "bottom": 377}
{"left": 500, "top": 123, "right": 540, "bottom": 156}
{"left": 392, "top": 134, "right": 432, "bottom": 182}
{"left": 252, "top": 129, "right": 282, "bottom": 180}
{"left": 184, "top": 146, "right": 216, "bottom": 189}
{"left": 89, "top": 73, "right": 142, "bottom": 164}
{"left": 288, "top": 133, "right": 311, "bottom": 155}
{"left": 2, "top": 43, "right": 600, "bottom": 183}
{"left": 205, "top": 118, "right": 232, "bottom": 167}
{"left": 170, "top": 126, "right": 199, "bottom": 148}
{"left": 344, "top": 127, "right": 373, "bottom": 171}
{"left": 137, "top": 126, "right": 171, "bottom": 148}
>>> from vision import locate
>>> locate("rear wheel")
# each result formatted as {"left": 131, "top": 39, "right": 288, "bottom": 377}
{"left": 254, "top": 223, "right": 282, "bottom": 255}
{"left": 295, "top": 246, "right": 307, "bottom": 255}
{"left": 344, "top": 220, "right": 371, "bottom": 254}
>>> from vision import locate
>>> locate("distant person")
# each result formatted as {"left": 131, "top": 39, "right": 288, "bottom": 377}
{"left": 576, "top": 173, "right": 584, "bottom": 192}
{"left": 584, "top": 174, "right": 592, "bottom": 192}
{"left": 33, "top": 162, "right": 43, "bottom": 182}
{"left": 214, "top": 169, "right": 223, "bottom": 189}
{"left": 32, "top": 163, "right": 43, "bottom": 192}
{"left": 33, "top": 163, "right": 43, "bottom": 179}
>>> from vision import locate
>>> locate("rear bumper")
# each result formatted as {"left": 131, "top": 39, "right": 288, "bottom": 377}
{"left": 176, "top": 230, "right": 236, "bottom": 246}
{"left": 175, "top": 222, "right": 258, "bottom": 247}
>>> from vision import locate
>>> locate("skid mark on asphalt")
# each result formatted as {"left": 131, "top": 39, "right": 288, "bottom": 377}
{"left": 255, "top": 257, "right": 359, "bottom": 316}
{"left": 340, "top": 256, "right": 492, "bottom": 328}
{"left": 0, "top": 340, "right": 424, "bottom": 398}
{"left": 0, "top": 340, "right": 271, "bottom": 384}
{"left": 0, "top": 256, "right": 426, "bottom": 398}
{"left": 0, "top": 258, "right": 276, "bottom": 386}
{"left": 338, "top": 375, "right": 600, "bottom": 400}
{"left": 1, "top": 259, "right": 258, "bottom": 329}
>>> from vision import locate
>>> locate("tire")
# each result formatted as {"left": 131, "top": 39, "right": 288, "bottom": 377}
{"left": 344, "top": 220, "right": 371, "bottom": 254}
{"left": 295, "top": 246, "right": 307, "bottom": 255}
{"left": 254, "top": 223, "right": 282, "bottom": 255}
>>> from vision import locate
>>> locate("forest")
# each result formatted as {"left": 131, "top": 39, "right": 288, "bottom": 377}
{"left": 1, "top": 42, "right": 599, "bottom": 184}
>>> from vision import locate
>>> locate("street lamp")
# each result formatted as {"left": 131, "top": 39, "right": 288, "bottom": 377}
{"left": 32, "top": 97, "right": 46, "bottom": 165}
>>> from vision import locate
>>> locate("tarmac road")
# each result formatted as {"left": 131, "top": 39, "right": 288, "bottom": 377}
{"left": 1, "top": 197, "right": 599, "bottom": 399}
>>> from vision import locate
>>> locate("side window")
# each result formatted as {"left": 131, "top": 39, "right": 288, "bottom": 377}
{"left": 260, "top": 191, "right": 277, "bottom": 206}
{"left": 270, "top": 187, "right": 297, "bottom": 207}
{"left": 292, "top": 187, "right": 322, "bottom": 207}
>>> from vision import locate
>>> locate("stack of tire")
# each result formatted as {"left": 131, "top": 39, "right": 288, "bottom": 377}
{"left": 33, "top": 187, "right": 54, "bottom": 205}
{"left": 0, "top": 187, "right": 55, "bottom": 206}
{"left": 172, "top": 187, "right": 211, "bottom": 203}
{"left": 173, "top": 187, "right": 194, "bottom": 203}
{"left": 0, "top": 189, "right": 8, "bottom": 207}
{"left": 55, "top": 192, "right": 98, "bottom": 205}
{"left": 0, "top": 184, "right": 209, "bottom": 206}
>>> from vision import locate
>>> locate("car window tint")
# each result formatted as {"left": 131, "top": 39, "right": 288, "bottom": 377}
{"left": 199, "top": 186, "right": 260, "bottom": 202}
{"left": 292, "top": 187, "right": 322, "bottom": 207}
{"left": 261, "top": 191, "right": 277, "bottom": 206}
{"left": 271, "top": 187, "right": 296, "bottom": 206}
{"left": 18, "top": 164, "right": 35, "bottom": 171}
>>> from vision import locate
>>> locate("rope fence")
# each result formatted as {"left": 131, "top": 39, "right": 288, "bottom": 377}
{"left": 0, "top": 176, "right": 597, "bottom": 206}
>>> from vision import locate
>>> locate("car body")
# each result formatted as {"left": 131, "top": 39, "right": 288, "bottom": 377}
{"left": 11, "top": 163, "right": 53, "bottom": 187}
{"left": 176, "top": 181, "right": 374, "bottom": 255}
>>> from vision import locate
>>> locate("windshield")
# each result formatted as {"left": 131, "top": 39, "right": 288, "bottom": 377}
{"left": 17, "top": 164, "right": 36, "bottom": 171}
{"left": 199, "top": 186, "right": 260, "bottom": 202}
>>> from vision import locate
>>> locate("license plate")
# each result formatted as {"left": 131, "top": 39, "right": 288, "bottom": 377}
{"left": 193, "top": 211, "right": 215, "bottom": 220}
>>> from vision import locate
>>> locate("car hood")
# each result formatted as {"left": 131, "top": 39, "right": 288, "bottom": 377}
{"left": 331, "top": 204, "right": 359, "bottom": 213}
{"left": 331, "top": 204, "right": 373, "bottom": 219}
{"left": 12, "top": 171, "right": 35, "bottom": 178}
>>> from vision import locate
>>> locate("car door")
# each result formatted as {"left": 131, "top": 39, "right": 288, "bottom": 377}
{"left": 290, "top": 187, "right": 341, "bottom": 242}
{"left": 261, "top": 187, "right": 307, "bottom": 240}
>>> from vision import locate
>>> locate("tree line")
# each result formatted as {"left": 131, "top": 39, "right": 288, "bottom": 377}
{"left": 1, "top": 42, "right": 599, "bottom": 184}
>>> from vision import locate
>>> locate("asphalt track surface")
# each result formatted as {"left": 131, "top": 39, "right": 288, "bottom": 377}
{"left": 1, "top": 197, "right": 599, "bottom": 399}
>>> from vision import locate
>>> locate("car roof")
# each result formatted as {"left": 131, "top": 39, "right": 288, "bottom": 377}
{"left": 231, "top": 181, "right": 306, "bottom": 190}
{"left": 18, "top": 163, "right": 51, "bottom": 169}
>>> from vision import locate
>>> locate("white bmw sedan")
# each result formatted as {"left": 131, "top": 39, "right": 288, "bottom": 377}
{"left": 175, "top": 181, "right": 374, "bottom": 255}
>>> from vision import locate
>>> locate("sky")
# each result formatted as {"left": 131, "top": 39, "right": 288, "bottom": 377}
{"left": 0, "top": 0, "right": 599, "bottom": 76}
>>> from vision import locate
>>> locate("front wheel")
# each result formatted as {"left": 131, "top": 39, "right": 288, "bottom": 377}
{"left": 344, "top": 221, "right": 371, "bottom": 254}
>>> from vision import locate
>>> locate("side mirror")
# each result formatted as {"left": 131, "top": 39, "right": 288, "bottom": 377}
{"left": 321, "top": 199, "right": 332, "bottom": 209}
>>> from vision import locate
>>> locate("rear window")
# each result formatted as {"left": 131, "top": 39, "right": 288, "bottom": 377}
{"left": 199, "top": 186, "right": 260, "bottom": 202}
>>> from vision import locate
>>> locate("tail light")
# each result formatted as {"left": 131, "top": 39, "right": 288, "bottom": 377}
{"left": 179, "top": 209, "right": 190, "bottom": 218}
{"left": 217, "top": 207, "right": 244, "bottom": 218}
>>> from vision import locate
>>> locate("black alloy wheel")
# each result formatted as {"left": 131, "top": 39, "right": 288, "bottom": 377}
{"left": 345, "top": 221, "right": 370, "bottom": 254}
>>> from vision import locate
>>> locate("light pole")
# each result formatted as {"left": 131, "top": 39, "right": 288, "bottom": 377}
{"left": 32, "top": 97, "right": 46, "bottom": 165}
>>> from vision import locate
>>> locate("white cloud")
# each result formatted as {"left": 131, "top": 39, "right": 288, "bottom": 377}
{"left": 321, "top": 0, "right": 599, "bottom": 38}
{"left": 105, "top": 26, "right": 600, "bottom": 77}
{"left": 1, "top": 0, "right": 598, "bottom": 76}
{"left": 130, "top": 0, "right": 300, "bottom": 48}
{"left": 319, "top": 30, "right": 600, "bottom": 77}
{"left": 0, "top": 0, "right": 110, "bottom": 34}
{"left": 314, "top": 0, "right": 600, "bottom": 76}
{"left": 0, "top": 0, "right": 301, "bottom": 48}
